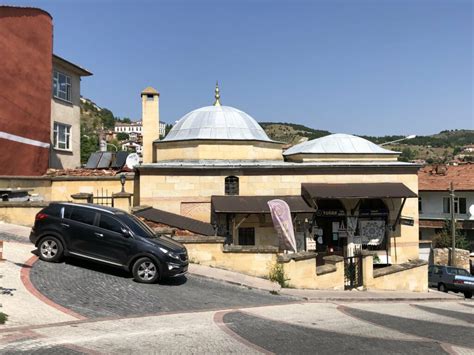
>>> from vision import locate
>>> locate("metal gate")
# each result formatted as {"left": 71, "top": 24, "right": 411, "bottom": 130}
{"left": 344, "top": 255, "right": 363, "bottom": 290}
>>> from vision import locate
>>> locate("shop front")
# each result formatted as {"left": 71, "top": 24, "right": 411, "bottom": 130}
{"left": 302, "top": 182, "right": 418, "bottom": 264}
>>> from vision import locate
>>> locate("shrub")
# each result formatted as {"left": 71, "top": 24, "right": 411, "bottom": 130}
{"left": 268, "top": 263, "right": 290, "bottom": 288}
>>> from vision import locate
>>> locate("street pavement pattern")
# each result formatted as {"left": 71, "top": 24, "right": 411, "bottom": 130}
{"left": 0, "top": 301, "right": 472, "bottom": 354}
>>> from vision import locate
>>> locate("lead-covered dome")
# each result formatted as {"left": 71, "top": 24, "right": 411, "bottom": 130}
{"left": 162, "top": 105, "right": 274, "bottom": 142}
{"left": 284, "top": 133, "right": 398, "bottom": 156}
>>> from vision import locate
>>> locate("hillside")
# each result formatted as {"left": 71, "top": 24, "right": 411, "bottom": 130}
{"left": 260, "top": 122, "right": 474, "bottom": 163}
{"left": 259, "top": 122, "right": 330, "bottom": 144}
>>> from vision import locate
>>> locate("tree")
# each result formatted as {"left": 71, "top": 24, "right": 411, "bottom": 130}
{"left": 80, "top": 126, "right": 99, "bottom": 164}
{"left": 100, "top": 108, "right": 115, "bottom": 130}
{"left": 432, "top": 219, "right": 470, "bottom": 250}
{"left": 398, "top": 147, "right": 416, "bottom": 162}
{"left": 116, "top": 132, "right": 129, "bottom": 141}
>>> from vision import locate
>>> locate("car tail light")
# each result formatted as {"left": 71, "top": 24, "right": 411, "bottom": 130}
{"left": 35, "top": 213, "right": 48, "bottom": 221}
{"left": 454, "top": 280, "right": 464, "bottom": 284}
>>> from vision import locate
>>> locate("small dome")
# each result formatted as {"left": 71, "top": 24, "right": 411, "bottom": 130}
{"left": 283, "top": 133, "right": 398, "bottom": 156}
{"left": 163, "top": 105, "right": 274, "bottom": 142}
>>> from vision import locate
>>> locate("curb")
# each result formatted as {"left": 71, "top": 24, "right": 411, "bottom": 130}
{"left": 20, "top": 255, "right": 87, "bottom": 320}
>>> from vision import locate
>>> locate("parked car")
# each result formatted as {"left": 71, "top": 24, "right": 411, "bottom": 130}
{"left": 29, "top": 203, "right": 188, "bottom": 283}
{"left": 428, "top": 265, "right": 474, "bottom": 299}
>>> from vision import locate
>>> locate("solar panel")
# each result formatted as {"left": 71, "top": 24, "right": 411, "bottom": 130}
{"left": 85, "top": 152, "right": 103, "bottom": 169}
{"left": 97, "top": 152, "right": 113, "bottom": 169}
{"left": 111, "top": 151, "right": 129, "bottom": 169}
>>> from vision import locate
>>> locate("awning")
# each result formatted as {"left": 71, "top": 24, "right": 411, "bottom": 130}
{"left": 134, "top": 207, "right": 215, "bottom": 236}
{"left": 302, "top": 183, "right": 417, "bottom": 200}
{"left": 212, "top": 195, "right": 315, "bottom": 214}
{"left": 420, "top": 219, "right": 474, "bottom": 230}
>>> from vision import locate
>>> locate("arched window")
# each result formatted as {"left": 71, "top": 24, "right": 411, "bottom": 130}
{"left": 225, "top": 176, "right": 239, "bottom": 195}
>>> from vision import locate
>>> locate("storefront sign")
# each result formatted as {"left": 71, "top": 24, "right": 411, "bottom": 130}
{"left": 400, "top": 217, "right": 414, "bottom": 226}
{"left": 316, "top": 209, "right": 345, "bottom": 217}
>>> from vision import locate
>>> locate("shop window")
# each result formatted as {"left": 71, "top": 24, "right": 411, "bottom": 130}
{"left": 238, "top": 227, "right": 255, "bottom": 245}
{"left": 225, "top": 176, "right": 239, "bottom": 195}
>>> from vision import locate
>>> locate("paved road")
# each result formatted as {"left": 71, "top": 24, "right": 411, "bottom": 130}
{"left": 29, "top": 257, "right": 296, "bottom": 318}
{"left": 1, "top": 301, "right": 472, "bottom": 354}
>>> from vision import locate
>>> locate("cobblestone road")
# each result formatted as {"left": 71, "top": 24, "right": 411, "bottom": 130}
{"left": 29, "top": 257, "right": 296, "bottom": 318}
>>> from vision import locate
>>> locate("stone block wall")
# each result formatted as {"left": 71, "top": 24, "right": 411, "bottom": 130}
{"left": 431, "top": 248, "right": 470, "bottom": 270}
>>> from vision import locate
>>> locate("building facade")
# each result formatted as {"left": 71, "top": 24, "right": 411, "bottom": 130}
{"left": 418, "top": 164, "right": 474, "bottom": 252}
{"left": 50, "top": 55, "right": 92, "bottom": 169}
{"left": 0, "top": 6, "right": 53, "bottom": 176}
{"left": 136, "top": 86, "right": 420, "bottom": 265}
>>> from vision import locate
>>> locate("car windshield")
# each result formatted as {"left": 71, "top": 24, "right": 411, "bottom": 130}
{"left": 116, "top": 213, "right": 157, "bottom": 238}
{"left": 446, "top": 267, "right": 471, "bottom": 276}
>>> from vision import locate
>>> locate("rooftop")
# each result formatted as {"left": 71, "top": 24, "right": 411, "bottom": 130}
{"left": 53, "top": 54, "right": 92, "bottom": 76}
{"left": 139, "top": 159, "right": 417, "bottom": 169}
{"left": 418, "top": 164, "right": 474, "bottom": 191}
{"left": 283, "top": 133, "right": 399, "bottom": 156}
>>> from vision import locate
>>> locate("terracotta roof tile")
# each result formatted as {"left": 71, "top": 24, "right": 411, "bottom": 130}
{"left": 418, "top": 164, "right": 474, "bottom": 191}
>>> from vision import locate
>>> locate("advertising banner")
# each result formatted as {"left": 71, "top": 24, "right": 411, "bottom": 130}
{"left": 268, "top": 199, "right": 297, "bottom": 253}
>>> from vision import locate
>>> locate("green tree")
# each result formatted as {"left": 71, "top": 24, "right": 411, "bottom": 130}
{"left": 398, "top": 147, "right": 415, "bottom": 162}
{"left": 80, "top": 127, "right": 99, "bottom": 164}
{"left": 432, "top": 219, "right": 470, "bottom": 250}
{"left": 116, "top": 132, "right": 129, "bottom": 141}
{"left": 100, "top": 108, "right": 115, "bottom": 130}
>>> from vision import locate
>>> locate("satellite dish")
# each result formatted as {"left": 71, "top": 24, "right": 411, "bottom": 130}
{"left": 125, "top": 153, "right": 140, "bottom": 169}
{"left": 469, "top": 204, "right": 474, "bottom": 220}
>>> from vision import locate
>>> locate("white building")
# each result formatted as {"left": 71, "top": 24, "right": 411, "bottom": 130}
{"left": 418, "top": 164, "right": 474, "bottom": 255}
{"left": 50, "top": 55, "right": 92, "bottom": 169}
{"left": 114, "top": 121, "right": 166, "bottom": 138}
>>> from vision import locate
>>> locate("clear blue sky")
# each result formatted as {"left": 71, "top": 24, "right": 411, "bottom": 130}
{"left": 5, "top": 0, "right": 473, "bottom": 135}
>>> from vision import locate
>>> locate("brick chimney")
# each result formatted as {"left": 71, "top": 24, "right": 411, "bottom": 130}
{"left": 141, "top": 87, "right": 159, "bottom": 163}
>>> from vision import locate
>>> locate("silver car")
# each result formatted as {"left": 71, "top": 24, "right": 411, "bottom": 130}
{"left": 428, "top": 265, "right": 474, "bottom": 299}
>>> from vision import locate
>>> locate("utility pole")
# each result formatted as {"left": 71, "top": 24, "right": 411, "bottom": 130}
{"left": 450, "top": 182, "right": 456, "bottom": 266}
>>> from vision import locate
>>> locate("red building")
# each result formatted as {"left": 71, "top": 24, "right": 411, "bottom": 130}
{"left": 0, "top": 6, "right": 53, "bottom": 175}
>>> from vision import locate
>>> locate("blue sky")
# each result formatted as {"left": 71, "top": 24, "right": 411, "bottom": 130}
{"left": 5, "top": 0, "right": 473, "bottom": 135}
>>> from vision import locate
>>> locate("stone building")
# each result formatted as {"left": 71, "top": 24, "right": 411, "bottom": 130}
{"left": 136, "top": 85, "right": 420, "bottom": 264}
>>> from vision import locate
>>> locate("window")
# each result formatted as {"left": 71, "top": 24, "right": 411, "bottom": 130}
{"left": 146, "top": 94, "right": 154, "bottom": 101}
{"left": 98, "top": 214, "right": 123, "bottom": 234}
{"left": 443, "top": 197, "right": 467, "bottom": 214}
{"left": 418, "top": 197, "right": 423, "bottom": 214}
{"left": 70, "top": 208, "right": 96, "bottom": 225}
{"left": 238, "top": 227, "right": 255, "bottom": 245}
{"left": 53, "top": 122, "right": 71, "bottom": 150}
{"left": 53, "top": 71, "right": 71, "bottom": 102}
{"left": 225, "top": 176, "right": 239, "bottom": 195}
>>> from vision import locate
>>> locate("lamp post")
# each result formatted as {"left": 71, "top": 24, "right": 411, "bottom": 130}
{"left": 379, "top": 135, "right": 416, "bottom": 146}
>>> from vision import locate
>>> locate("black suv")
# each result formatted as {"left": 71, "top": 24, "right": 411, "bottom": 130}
{"left": 29, "top": 203, "right": 188, "bottom": 283}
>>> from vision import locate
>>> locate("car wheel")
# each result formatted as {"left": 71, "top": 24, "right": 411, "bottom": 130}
{"left": 464, "top": 292, "right": 472, "bottom": 299}
{"left": 132, "top": 257, "right": 160, "bottom": 284}
{"left": 38, "top": 236, "right": 63, "bottom": 262}
{"left": 438, "top": 283, "right": 448, "bottom": 293}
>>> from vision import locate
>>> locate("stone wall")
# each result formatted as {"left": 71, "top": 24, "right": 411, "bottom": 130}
{"left": 362, "top": 255, "right": 428, "bottom": 292}
{"left": 431, "top": 248, "right": 470, "bottom": 270}
{"left": 0, "top": 202, "right": 49, "bottom": 226}
{"left": 278, "top": 253, "right": 344, "bottom": 290}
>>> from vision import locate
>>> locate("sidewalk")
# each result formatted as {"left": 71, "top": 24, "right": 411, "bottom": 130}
{"left": 0, "top": 222, "right": 461, "bottom": 303}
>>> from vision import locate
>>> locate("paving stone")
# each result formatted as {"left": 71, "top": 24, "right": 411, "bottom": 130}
{"left": 29, "top": 256, "right": 296, "bottom": 318}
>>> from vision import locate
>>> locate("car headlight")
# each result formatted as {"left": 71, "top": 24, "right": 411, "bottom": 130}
{"left": 159, "top": 247, "right": 180, "bottom": 260}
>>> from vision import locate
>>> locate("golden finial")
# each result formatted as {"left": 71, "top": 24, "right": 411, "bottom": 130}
{"left": 213, "top": 81, "right": 221, "bottom": 106}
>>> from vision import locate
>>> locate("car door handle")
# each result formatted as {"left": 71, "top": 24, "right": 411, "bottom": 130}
{"left": 94, "top": 232, "right": 104, "bottom": 238}
{"left": 61, "top": 223, "right": 70, "bottom": 228}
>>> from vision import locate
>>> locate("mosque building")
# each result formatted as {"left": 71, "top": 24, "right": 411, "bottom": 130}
{"left": 136, "top": 84, "right": 419, "bottom": 264}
